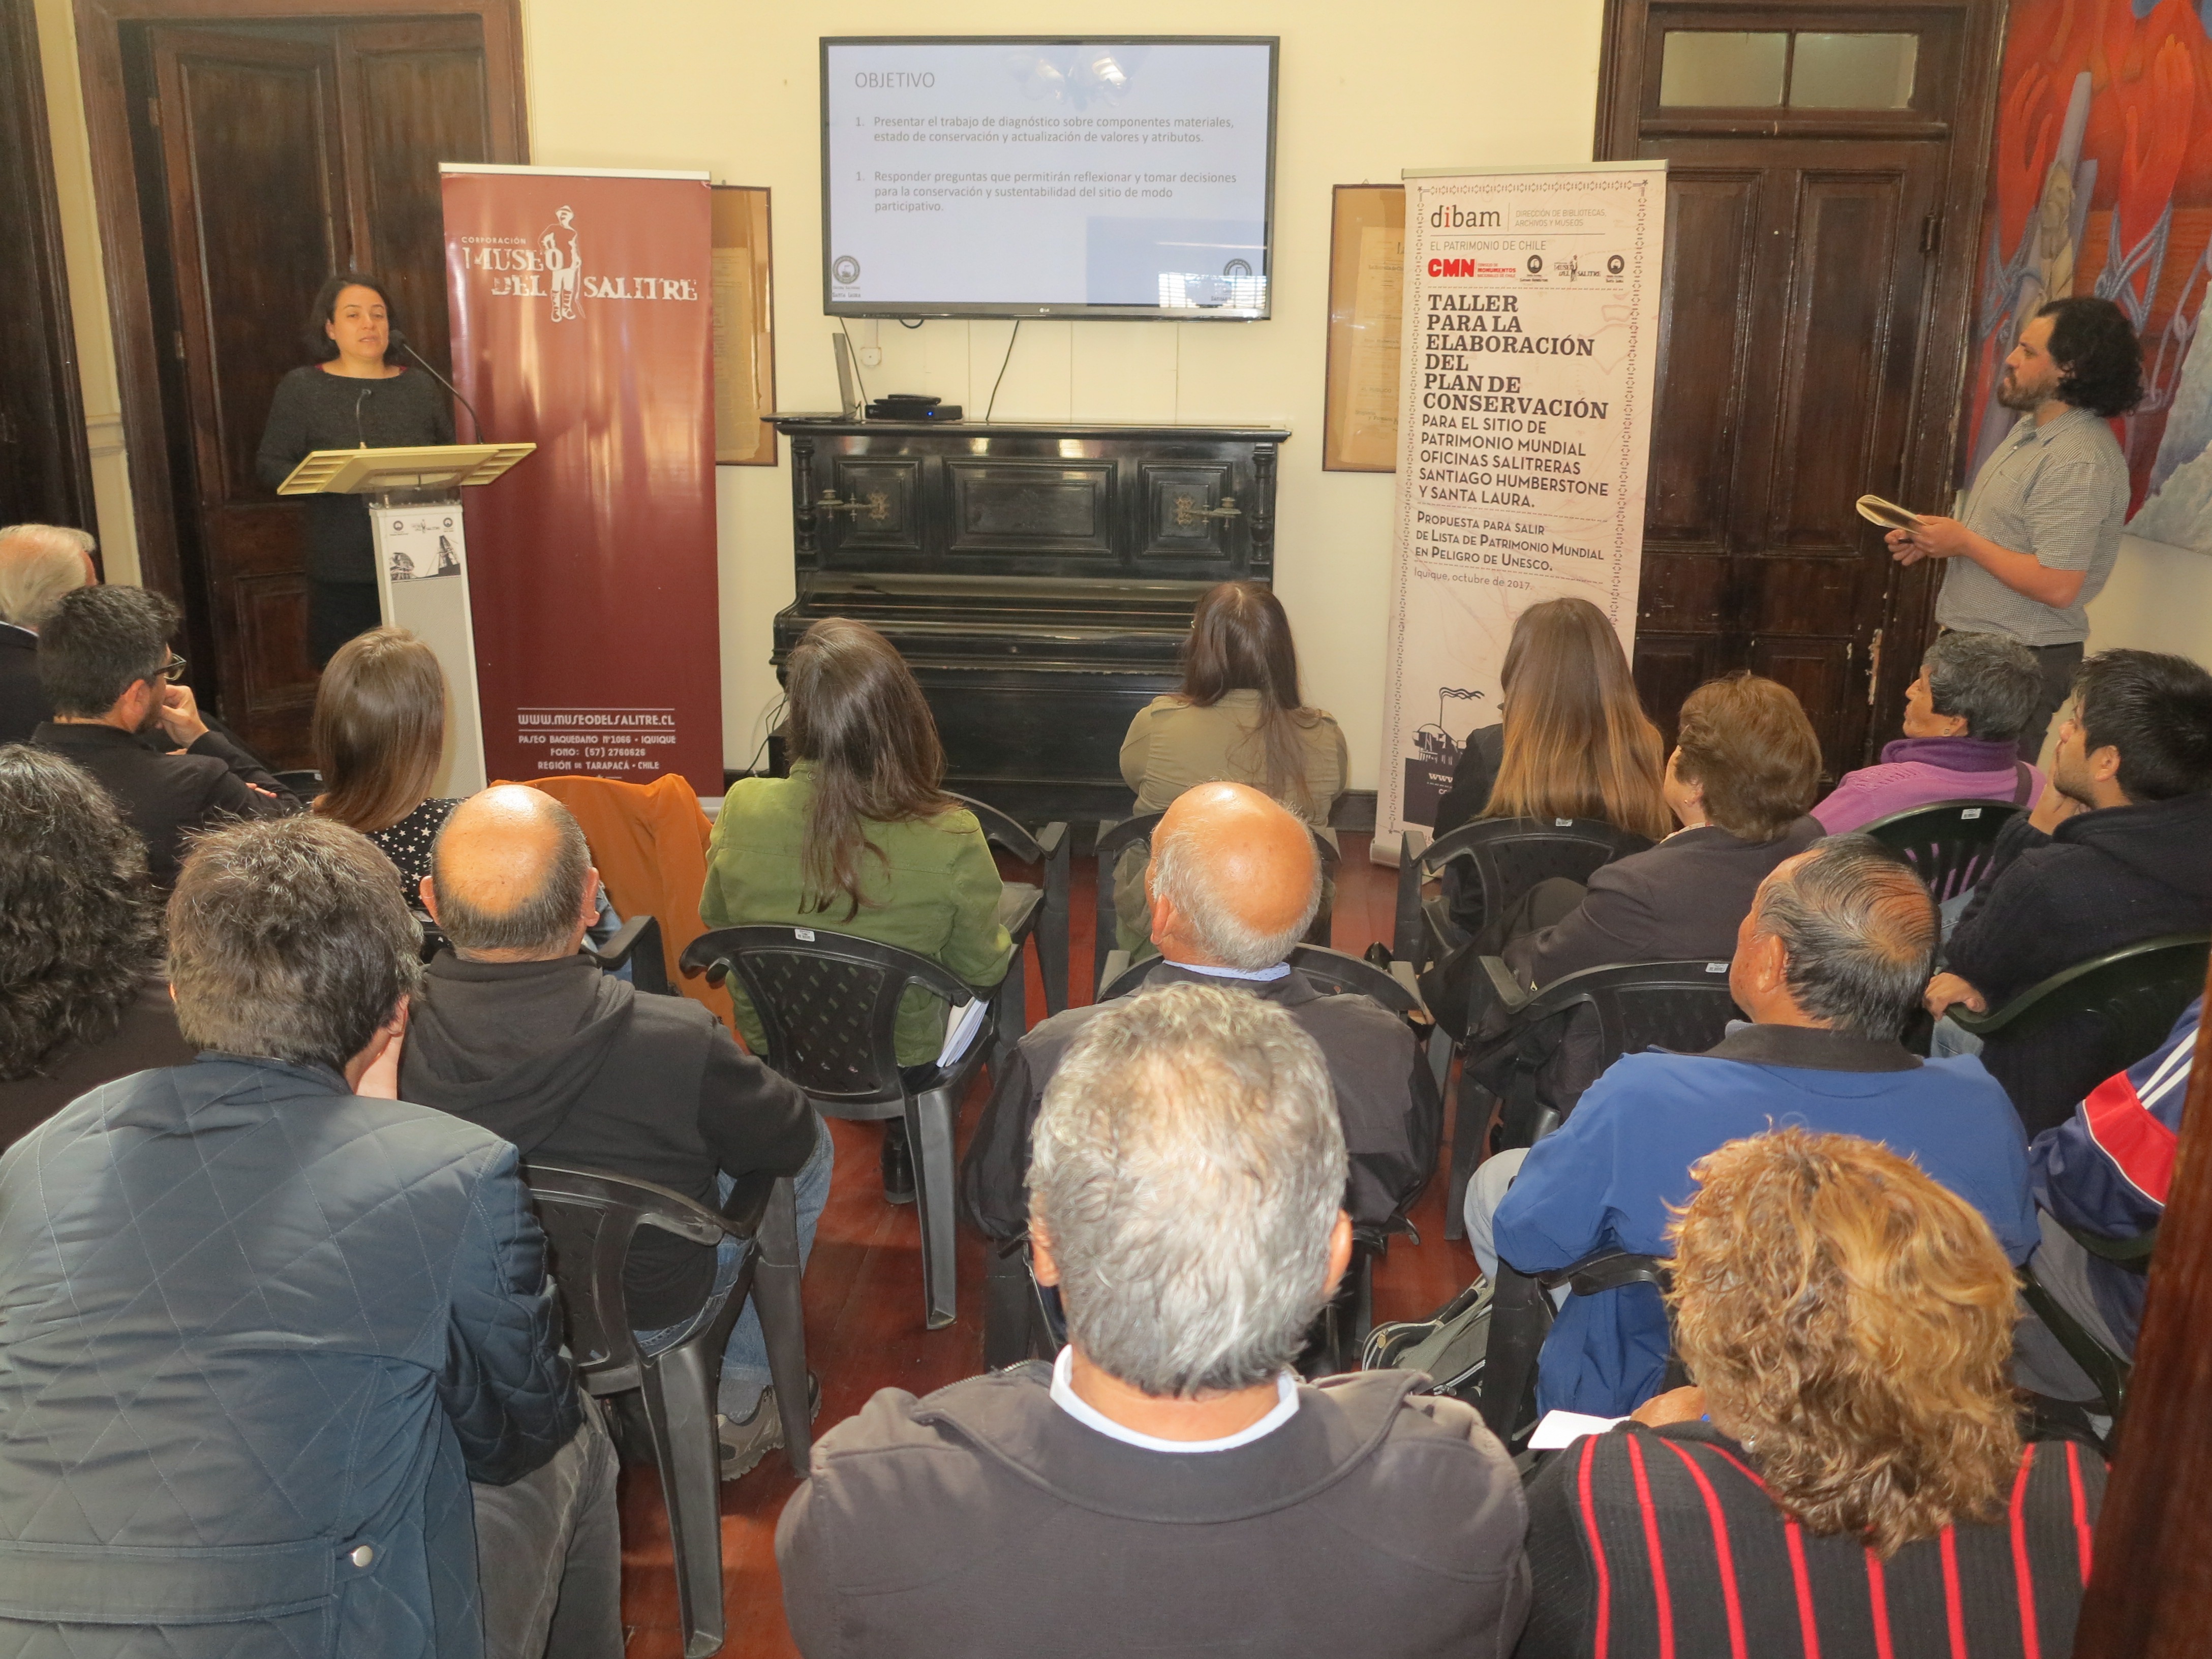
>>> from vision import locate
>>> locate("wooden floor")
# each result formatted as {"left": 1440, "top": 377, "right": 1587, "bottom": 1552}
{"left": 616, "top": 832, "right": 1479, "bottom": 1655}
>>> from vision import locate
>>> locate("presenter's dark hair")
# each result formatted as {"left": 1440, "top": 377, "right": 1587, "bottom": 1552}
{"left": 2038, "top": 296, "right": 2143, "bottom": 418}
{"left": 1178, "top": 581, "right": 1327, "bottom": 813}
{"left": 313, "top": 627, "right": 447, "bottom": 834}
{"left": 36, "top": 585, "right": 175, "bottom": 718}
{"left": 168, "top": 816, "right": 421, "bottom": 1073}
{"left": 0, "top": 745, "right": 161, "bottom": 1082}
{"left": 784, "top": 617, "right": 953, "bottom": 920}
{"left": 2072, "top": 648, "right": 2212, "bottom": 802}
{"left": 305, "top": 271, "right": 400, "bottom": 362}
{"left": 1485, "top": 595, "right": 1670, "bottom": 839}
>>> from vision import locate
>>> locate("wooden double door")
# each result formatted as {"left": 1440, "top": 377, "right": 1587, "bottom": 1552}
{"left": 1603, "top": 1, "right": 2001, "bottom": 778}
{"left": 130, "top": 14, "right": 521, "bottom": 763}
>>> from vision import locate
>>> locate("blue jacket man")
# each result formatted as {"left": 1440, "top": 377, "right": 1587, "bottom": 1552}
{"left": 1473, "top": 836, "right": 2040, "bottom": 1418}
{"left": 0, "top": 819, "right": 576, "bottom": 1658}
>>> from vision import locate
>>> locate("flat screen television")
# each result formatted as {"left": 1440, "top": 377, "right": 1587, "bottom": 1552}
{"left": 821, "top": 37, "right": 1278, "bottom": 320}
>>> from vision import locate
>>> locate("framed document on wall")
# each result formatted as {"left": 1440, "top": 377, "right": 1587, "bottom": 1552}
{"left": 1323, "top": 184, "right": 1405, "bottom": 472}
{"left": 712, "top": 186, "right": 776, "bottom": 466}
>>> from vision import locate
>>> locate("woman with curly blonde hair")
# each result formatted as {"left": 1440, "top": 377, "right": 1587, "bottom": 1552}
{"left": 1517, "top": 1127, "right": 2104, "bottom": 1658}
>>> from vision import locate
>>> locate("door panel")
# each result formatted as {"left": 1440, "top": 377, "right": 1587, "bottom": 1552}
{"left": 144, "top": 19, "right": 502, "bottom": 766}
{"left": 151, "top": 27, "right": 343, "bottom": 759}
{"left": 1608, "top": 0, "right": 1988, "bottom": 784}
{"left": 340, "top": 19, "right": 494, "bottom": 380}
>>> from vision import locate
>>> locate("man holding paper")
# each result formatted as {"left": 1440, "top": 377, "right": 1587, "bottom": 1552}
{"left": 1888, "top": 296, "right": 2142, "bottom": 762}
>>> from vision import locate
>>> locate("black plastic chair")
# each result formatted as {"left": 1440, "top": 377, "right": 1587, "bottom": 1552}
{"left": 1859, "top": 798, "right": 2025, "bottom": 905}
{"left": 589, "top": 912, "right": 671, "bottom": 994}
{"left": 948, "top": 792, "right": 1070, "bottom": 1022}
{"left": 1445, "top": 958, "right": 1740, "bottom": 1237}
{"left": 1950, "top": 933, "right": 2211, "bottom": 1121}
{"left": 525, "top": 1164, "right": 808, "bottom": 1658}
{"left": 2020, "top": 1213, "right": 2154, "bottom": 1432}
{"left": 1392, "top": 816, "right": 1653, "bottom": 979}
{"left": 1093, "top": 810, "right": 1339, "bottom": 988}
{"left": 1476, "top": 1247, "right": 1672, "bottom": 1449}
{"left": 681, "top": 921, "right": 1033, "bottom": 1330}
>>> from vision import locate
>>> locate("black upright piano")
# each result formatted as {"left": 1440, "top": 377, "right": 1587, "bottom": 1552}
{"left": 770, "top": 419, "right": 1291, "bottom": 820}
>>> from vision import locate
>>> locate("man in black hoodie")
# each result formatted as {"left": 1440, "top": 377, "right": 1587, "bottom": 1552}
{"left": 1929, "top": 649, "right": 2212, "bottom": 1134}
{"left": 401, "top": 785, "right": 831, "bottom": 1477}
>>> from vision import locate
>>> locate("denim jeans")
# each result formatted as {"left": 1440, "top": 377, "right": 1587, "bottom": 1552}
{"left": 633, "top": 1114, "right": 834, "bottom": 1419}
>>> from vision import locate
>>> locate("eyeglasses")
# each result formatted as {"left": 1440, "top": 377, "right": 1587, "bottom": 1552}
{"left": 157, "top": 654, "right": 187, "bottom": 682}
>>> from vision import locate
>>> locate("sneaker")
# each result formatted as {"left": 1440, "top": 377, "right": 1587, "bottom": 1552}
{"left": 716, "top": 1373, "right": 822, "bottom": 1481}
{"left": 880, "top": 1119, "right": 916, "bottom": 1205}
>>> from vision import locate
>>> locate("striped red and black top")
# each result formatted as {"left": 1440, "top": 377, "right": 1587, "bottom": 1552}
{"left": 1518, "top": 1422, "right": 2104, "bottom": 1659}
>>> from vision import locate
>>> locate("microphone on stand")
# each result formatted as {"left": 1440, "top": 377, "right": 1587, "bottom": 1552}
{"left": 354, "top": 384, "right": 372, "bottom": 448}
{"left": 395, "top": 335, "right": 487, "bottom": 444}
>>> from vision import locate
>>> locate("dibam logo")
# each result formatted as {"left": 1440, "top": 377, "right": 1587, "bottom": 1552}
{"left": 832, "top": 254, "right": 861, "bottom": 285}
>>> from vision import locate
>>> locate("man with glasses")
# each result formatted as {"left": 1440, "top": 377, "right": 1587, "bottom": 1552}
{"left": 32, "top": 585, "right": 298, "bottom": 885}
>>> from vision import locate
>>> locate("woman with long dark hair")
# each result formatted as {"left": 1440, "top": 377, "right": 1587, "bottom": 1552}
{"left": 0, "top": 745, "right": 193, "bottom": 1147}
{"left": 701, "top": 617, "right": 1012, "bottom": 1202}
{"left": 256, "top": 273, "right": 454, "bottom": 667}
{"left": 1431, "top": 595, "right": 1669, "bottom": 841}
{"left": 1115, "top": 580, "right": 1346, "bottom": 950}
{"left": 311, "top": 626, "right": 455, "bottom": 889}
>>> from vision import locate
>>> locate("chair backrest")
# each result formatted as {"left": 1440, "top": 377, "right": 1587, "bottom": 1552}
{"left": 1100, "top": 944, "right": 1422, "bottom": 1022}
{"left": 1422, "top": 816, "right": 1653, "bottom": 937}
{"left": 681, "top": 925, "right": 976, "bottom": 1107}
{"left": 521, "top": 1163, "right": 732, "bottom": 1394}
{"left": 1859, "top": 798, "right": 2024, "bottom": 903}
{"left": 1958, "top": 933, "right": 2212, "bottom": 1064}
{"left": 1501, "top": 959, "right": 1740, "bottom": 1141}
{"left": 949, "top": 791, "right": 1044, "bottom": 864}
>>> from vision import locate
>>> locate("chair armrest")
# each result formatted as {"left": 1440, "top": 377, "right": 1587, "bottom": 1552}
{"left": 1100, "top": 948, "right": 1132, "bottom": 988}
{"left": 1535, "top": 1250, "right": 1671, "bottom": 1298}
{"left": 1480, "top": 955, "right": 1531, "bottom": 1013}
{"left": 1387, "top": 959, "right": 1428, "bottom": 1011}
{"left": 716, "top": 1169, "right": 779, "bottom": 1239}
{"left": 1033, "top": 820, "right": 1068, "bottom": 858}
{"left": 997, "top": 883, "right": 1044, "bottom": 940}
{"left": 586, "top": 914, "right": 670, "bottom": 994}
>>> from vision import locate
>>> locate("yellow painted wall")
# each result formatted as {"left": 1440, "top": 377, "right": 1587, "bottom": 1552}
{"left": 2086, "top": 534, "right": 2212, "bottom": 668}
{"left": 517, "top": 1, "right": 1607, "bottom": 783}
{"left": 32, "top": 0, "right": 141, "bottom": 586}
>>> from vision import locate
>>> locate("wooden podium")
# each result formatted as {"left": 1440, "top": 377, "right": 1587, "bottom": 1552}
{"left": 279, "top": 444, "right": 535, "bottom": 797}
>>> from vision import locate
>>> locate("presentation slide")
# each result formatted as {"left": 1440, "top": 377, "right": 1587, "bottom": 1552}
{"left": 823, "top": 40, "right": 1276, "bottom": 316}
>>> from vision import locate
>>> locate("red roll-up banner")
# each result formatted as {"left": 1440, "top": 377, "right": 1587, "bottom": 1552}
{"left": 442, "top": 165, "right": 721, "bottom": 791}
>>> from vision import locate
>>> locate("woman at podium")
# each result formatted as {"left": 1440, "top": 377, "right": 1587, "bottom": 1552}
{"left": 256, "top": 273, "right": 452, "bottom": 667}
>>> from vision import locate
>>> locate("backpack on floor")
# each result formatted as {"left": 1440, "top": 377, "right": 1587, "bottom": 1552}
{"left": 1361, "top": 1276, "right": 1492, "bottom": 1402}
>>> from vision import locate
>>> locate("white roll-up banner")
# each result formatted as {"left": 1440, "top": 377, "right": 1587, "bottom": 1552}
{"left": 1377, "top": 161, "right": 1666, "bottom": 851}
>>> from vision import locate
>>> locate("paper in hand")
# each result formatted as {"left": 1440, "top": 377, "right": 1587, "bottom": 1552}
{"left": 1855, "top": 494, "right": 1922, "bottom": 532}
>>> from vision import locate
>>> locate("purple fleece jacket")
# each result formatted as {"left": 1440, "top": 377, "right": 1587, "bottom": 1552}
{"left": 1811, "top": 735, "right": 2043, "bottom": 835}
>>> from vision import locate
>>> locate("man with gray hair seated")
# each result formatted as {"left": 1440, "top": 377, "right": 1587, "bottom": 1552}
{"left": 0, "top": 521, "right": 96, "bottom": 741}
{"left": 1467, "top": 834, "right": 2040, "bottom": 1420}
{"left": 962, "top": 780, "right": 1438, "bottom": 1252}
{"left": 781, "top": 982, "right": 1530, "bottom": 1658}
{"left": 1811, "top": 629, "right": 2048, "bottom": 834}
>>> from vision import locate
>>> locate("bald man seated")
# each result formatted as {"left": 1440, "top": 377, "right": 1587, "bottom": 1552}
{"left": 400, "top": 785, "right": 833, "bottom": 1478}
{"left": 961, "top": 781, "right": 1441, "bottom": 1254}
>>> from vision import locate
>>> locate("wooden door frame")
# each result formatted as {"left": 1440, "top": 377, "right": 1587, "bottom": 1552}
{"left": 1595, "top": 0, "right": 2009, "bottom": 758}
{"left": 4, "top": 0, "right": 97, "bottom": 540}
{"left": 70, "top": 0, "right": 526, "bottom": 611}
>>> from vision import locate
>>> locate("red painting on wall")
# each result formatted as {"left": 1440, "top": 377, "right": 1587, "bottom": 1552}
{"left": 1963, "top": 0, "right": 2212, "bottom": 551}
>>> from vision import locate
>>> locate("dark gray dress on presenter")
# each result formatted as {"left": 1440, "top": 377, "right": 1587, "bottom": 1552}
{"left": 255, "top": 364, "right": 453, "bottom": 666}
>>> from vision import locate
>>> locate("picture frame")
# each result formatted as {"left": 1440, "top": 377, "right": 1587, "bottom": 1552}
{"left": 1323, "top": 183, "right": 1406, "bottom": 472}
{"left": 711, "top": 185, "right": 776, "bottom": 466}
